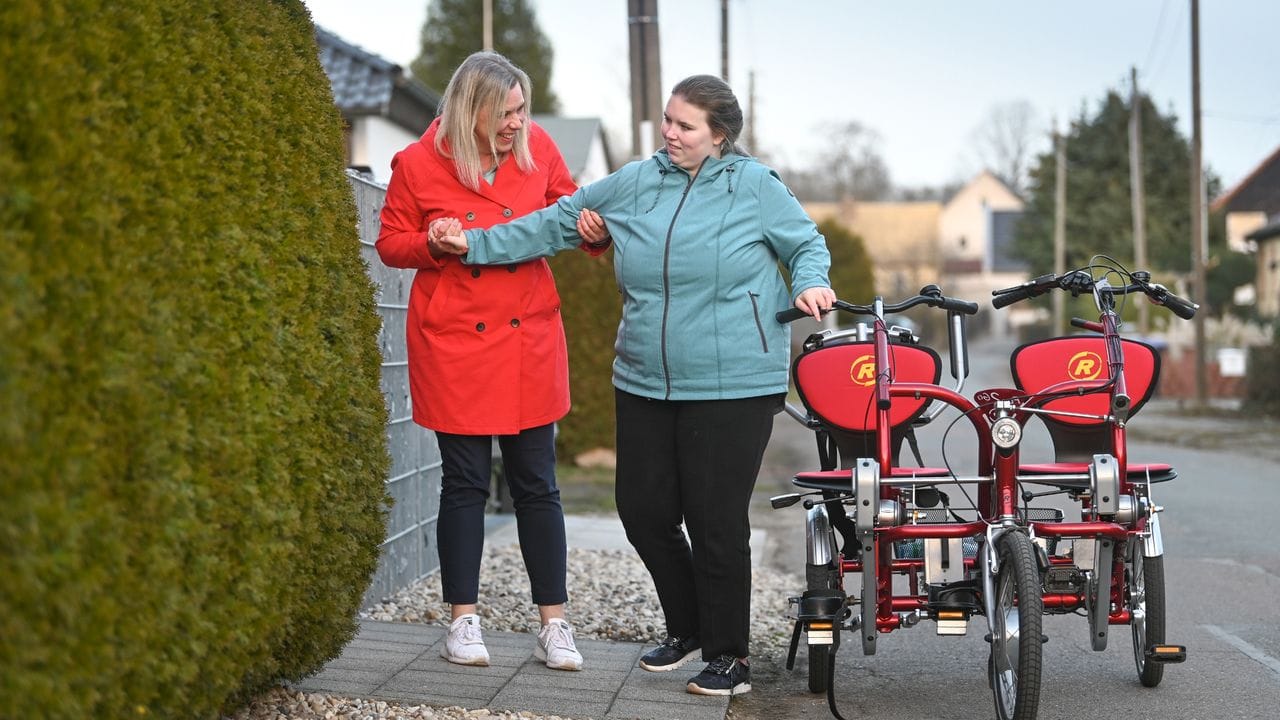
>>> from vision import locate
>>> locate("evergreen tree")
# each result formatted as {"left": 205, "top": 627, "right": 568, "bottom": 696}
{"left": 1015, "top": 89, "right": 1221, "bottom": 278}
{"left": 411, "top": 0, "right": 561, "bottom": 113}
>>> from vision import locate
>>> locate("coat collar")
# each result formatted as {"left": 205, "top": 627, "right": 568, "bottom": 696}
{"left": 420, "top": 119, "right": 534, "bottom": 208}
{"left": 653, "top": 148, "right": 750, "bottom": 182}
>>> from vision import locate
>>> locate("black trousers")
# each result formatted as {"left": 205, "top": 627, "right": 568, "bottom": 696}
{"left": 614, "top": 389, "right": 781, "bottom": 660}
{"left": 435, "top": 423, "right": 567, "bottom": 606}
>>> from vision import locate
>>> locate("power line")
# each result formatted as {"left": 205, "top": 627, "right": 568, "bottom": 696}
{"left": 1140, "top": 0, "right": 1171, "bottom": 78}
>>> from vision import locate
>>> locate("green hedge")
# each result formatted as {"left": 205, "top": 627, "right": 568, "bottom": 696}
{"left": 1243, "top": 322, "right": 1280, "bottom": 417}
{"left": 550, "top": 250, "right": 621, "bottom": 457}
{"left": 0, "top": 2, "right": 390, "bottom": 717}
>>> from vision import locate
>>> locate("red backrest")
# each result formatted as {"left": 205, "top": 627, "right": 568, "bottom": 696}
{"left": 794, "top": 341, "right": 942, "bottom": 432}
{"left": 1011, "top": 336, "right": 1160, "bottom": 425}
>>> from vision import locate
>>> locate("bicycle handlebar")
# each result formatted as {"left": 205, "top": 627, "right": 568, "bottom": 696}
{"left": 991, "top": 270, "right": 1198, "bottom": 320}
{"left": 775, "top": 284, "right": 979, "bottom": 324}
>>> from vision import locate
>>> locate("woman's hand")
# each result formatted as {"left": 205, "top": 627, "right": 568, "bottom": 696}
{"left": 427, "top": 217, "right": 463, "bottom": 258}
{"left": 577, "top": 209, "right": 610, "bottom": 247}
{"left": 795, "top": 286, "right": 836, "bottom": 322}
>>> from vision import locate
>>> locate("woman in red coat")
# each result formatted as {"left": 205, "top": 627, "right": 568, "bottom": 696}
{"left": 375, "top": 51, "right": 608, "bottom": 672}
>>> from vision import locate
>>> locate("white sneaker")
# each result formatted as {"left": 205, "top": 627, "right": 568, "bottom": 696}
{"left": 535, "top": 618, "right": 584, "bottom": 671}
{"left": 440, "top": 614, "right": 490, "bottom": 666}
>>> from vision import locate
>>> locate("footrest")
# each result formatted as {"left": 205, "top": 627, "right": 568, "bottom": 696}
{"left": 1145, "top": 644, "right": 1187, "bottom": 664}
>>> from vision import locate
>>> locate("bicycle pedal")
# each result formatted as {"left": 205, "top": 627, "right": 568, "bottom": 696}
{"left": 1145, "top": 644, "right": 1187, "bottom": 663}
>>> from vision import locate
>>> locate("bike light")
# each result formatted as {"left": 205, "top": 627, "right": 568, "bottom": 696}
{"left": 991, "top": 417, "right": 1022, "bottom": 450}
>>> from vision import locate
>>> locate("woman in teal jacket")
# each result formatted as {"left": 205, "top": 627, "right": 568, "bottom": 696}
{"left": 432, "top": 75, "right": 834, "bottom": 696}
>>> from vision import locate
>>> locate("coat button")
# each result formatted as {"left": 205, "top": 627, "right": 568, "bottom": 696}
{"left": 510, "top": 318, "right": 520, "bottom": 328}
{"left": 502, "top": 208, "right": 513, "bottom": 217}
{"left": 471, "top": 268, "right": 481, "bottom": 278}
{"left": 507, "top": 264, "right": 518, "bottom": 273}
{"left": 475, "top": 322, "right": 486, "bottom": 332}
{"left": 465, "top": 212, "right": 476, "bottom": 221}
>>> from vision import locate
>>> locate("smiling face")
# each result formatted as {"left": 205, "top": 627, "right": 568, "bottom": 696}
{"left": 474, "top": 83, "right": 526, "bottom": 158}
{"left": 661, "top": 94, "right": 724, "bottom": 173}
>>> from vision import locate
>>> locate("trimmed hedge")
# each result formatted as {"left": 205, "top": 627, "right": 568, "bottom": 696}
{"left": 549, "top": 250, "right": 622, "bottom": 457}
{"left": 0, "top": 2, "right": 390, "bottom": 717}
{"left": 1243, "top": 322, "right": 1280, "bottom": 417}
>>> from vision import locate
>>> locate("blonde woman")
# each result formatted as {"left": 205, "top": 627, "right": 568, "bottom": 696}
{"left": 376, "top": 51, "right": 608, "bottom": 671}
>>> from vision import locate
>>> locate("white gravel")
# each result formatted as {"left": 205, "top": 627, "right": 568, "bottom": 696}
{"left": 228, "top": 543, "right": 803, "bottom": 720}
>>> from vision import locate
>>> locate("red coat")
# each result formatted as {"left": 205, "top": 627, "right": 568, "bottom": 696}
{"left": 376, "top": 119, "right": 579, "bottom": 435}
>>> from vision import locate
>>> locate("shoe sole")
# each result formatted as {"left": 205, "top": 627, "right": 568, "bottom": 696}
{"left": 686, "top": 681, "right": 751, "bottom": 696}
{"left": 640, "top": 648, "right": 700, "bottom": 672}
{"left": 534, "top": 645, "right": 583, "bottom": 671}
{"left": 440, "top": 648, "right": 490, "bottom": 667}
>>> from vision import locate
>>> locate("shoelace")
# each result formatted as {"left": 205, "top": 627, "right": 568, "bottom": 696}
{"left": 457, "top": 619, "right": 482, "bottom": 643}
{"left": 704, "top": 654, "right": 736, "bottom": 675}
{"left": 544, "top": 621, "right": 575, "bottom": 650}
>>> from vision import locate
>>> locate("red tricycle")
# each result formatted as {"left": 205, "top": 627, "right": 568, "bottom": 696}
{"left": 772, "top": 261, "right": 1194, "bottom": 720}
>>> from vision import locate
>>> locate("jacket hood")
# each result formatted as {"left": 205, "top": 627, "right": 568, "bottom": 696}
{"left": 651, "top": 149, "right": 754, "bottom": 193}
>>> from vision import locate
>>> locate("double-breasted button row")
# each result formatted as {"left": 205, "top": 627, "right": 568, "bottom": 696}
{"left": 463, "top": 209, "right": 513, "bottom": 219}
{"left": 472, "top": 319, "right": 521, "bottom": 332}
{"left": 502, "top": 208, "right": 513, "bottom": 218}
{"left": 465, "top": 212, "right": 475, "bottom": 221}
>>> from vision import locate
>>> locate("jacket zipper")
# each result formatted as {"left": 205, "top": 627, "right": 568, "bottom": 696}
{"left": 748, "top": 291, "right": 769, "bottom": 353}
{"left": 660, "top": 161, "right": 702, "bottom": 399}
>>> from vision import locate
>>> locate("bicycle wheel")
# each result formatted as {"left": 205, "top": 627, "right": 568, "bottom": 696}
{"left": 1128, "top": 540, "right": 1166, "bottom": 687}
{"left": 990, "top": 531, "right": 1043, "bottom": 720}
{"left": 806, "top": 560, "right": 839, "bottom": 694}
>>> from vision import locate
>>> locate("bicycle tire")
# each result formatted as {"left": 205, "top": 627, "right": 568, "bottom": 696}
{"left": 990, "top": 531, "right": 1044, "bottom": 720}
{"left": 1129, "top": 541, "right": 1166, "bottom": 687}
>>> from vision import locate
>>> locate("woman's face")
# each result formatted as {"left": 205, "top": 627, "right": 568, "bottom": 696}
{"left": 474, "top": 83, "right": 526, "bottom": 156}
{"left": 661, "top": 94, "right": 724, "bottom": 172}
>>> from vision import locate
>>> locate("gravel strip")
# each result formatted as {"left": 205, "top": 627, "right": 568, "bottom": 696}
{"left": 229, "top": 543, "right": 804, "bottom": 720}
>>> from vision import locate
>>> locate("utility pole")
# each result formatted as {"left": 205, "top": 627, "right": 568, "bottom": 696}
{"left": 1129, "top": 66, "right": 1150, "bottom": 334}
{"left": 628, "top": 0, "right": 662, "bottom": 158}
{"left": 720, "top": 0, "right": 730, "bottom": 82}
{"left": 746, "top": 69, "right": 757, "bottom": 153}
{"left": 1189, "top": 0, "right": 1209, "bottom": 405}
{"left": 1053, "top": 122, "right": 1067, "bottom": 335}
{"left": 482, "top": 0, "right": 493, "bottom": 51}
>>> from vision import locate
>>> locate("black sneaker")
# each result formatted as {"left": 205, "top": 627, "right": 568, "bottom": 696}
{"left": 686, "top": 654, "right": 751, "bottom": 696}
{"left": 639, "top": 635, "right": 701, "bottom": 672}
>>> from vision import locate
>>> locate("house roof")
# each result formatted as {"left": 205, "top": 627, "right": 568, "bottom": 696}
{"left": 1211, "top": 145, "right": 1280, "bottom": 215}
{"left": 1247, "top": 217, "right": 1280, "bottom": 242}
{"left": 532, "top": 115, "right": 613, "bottom": 179}
{"left": 315, "top": 26, "right": 439, "bottom": 132}
{"left": 805, "top": 200, "right": 942, "bottom": 266}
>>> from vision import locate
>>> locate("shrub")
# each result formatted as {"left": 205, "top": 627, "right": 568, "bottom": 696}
{"left": 550, "top": 250, "right": 621, "bottom": 457}
{"left": 1243, "top": 322, "right": 1280, "bottom": 417}
{"left": 0, "top": 1, "right": 390, "bottom": 717}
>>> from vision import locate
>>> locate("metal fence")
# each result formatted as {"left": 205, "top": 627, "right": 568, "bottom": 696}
{"left": 349, "top": 171, "right": 443, "bottom": 607}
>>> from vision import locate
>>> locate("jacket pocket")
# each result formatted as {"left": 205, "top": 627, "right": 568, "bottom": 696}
{"left": 748, "top": 292, "right": 769, "bottom": 353}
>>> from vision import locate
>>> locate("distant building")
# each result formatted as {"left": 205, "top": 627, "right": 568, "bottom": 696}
{"left": 1212, "top": 145, "right": 1280, "bottom": 317}
{"left": 315, "top": 27, "right": 439, "bottom": 185}
{"left": 803, "top": 171, "right": 1031, "bottom": 338}
{"left": 314, "top": 27, "right": 612, "bottom": 185}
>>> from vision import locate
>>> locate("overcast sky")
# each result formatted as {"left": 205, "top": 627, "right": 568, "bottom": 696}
{"left": 304, "top": 0, "right": 1279, "bottom": 193}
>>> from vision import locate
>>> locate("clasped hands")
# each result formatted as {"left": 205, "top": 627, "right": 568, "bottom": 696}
{"left": 426, "top": 210, "right": 609, "bottom": 259}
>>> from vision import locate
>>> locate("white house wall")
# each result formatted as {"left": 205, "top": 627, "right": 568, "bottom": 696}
{"left": 939, "top": 173, "right": 1023, "bottom": 268}
{"left": 354, "top": 116, "right": 422, "bottom": 185}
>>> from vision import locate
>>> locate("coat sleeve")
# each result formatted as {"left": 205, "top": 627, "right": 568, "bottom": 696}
{"left": 535, "top": 129, "right": 612, "bottom": 256}
{"left": 464, "top": 168, "right": 627, "bottom": 265}
{"left": 375, "top": 149, "right": 441, "bottom": 270}
{"left": 758, "top": 169, "right": 832, "bottom": 299}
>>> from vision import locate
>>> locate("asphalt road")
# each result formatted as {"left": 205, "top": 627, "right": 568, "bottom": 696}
{"left": 735, "top": 334, "right": 1280, "bottom": 720}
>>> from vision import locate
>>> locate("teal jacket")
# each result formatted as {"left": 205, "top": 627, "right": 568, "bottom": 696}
{"left": 464, "top": 149, "right": 831, "bottom": 401}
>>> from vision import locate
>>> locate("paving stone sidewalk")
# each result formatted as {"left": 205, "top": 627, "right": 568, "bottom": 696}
{"left": 294, "top": 619, "right": 728, "bottom": 720}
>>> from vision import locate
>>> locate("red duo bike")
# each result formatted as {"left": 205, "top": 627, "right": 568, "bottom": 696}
{"left": 772, "top": 259, "right": 1194, "bottom": 720}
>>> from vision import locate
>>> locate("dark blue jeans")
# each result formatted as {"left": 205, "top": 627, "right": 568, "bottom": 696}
{"left": 435, "top": 423, "right": 567, "bottom": 606}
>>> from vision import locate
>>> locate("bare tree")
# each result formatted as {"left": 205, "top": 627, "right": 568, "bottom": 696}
{"left": 825, "top": 121, "right": 892, "bottom": 200}
{"left": 968, "top": 100, "right": 1039, "bottom": 196}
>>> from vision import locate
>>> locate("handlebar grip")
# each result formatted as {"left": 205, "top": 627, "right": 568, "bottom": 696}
{"left": 1070, "top": 317, "right": 1090, "bottom": 329}
{"left": 1161, "top": 292, "right": 1198, "bottom": 320}
{"left": 775, "top": 307, "right": 812, "bottom": 324}
{"left": 938, "top": 296, "right": 980, "bottom": 315}
{"left": 992, "top": 287, "right": 1033, "bottom": 309}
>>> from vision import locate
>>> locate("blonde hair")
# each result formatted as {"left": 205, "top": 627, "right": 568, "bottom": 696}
{"left": 435, "top": 51, "right": 536, "bottom": 191}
